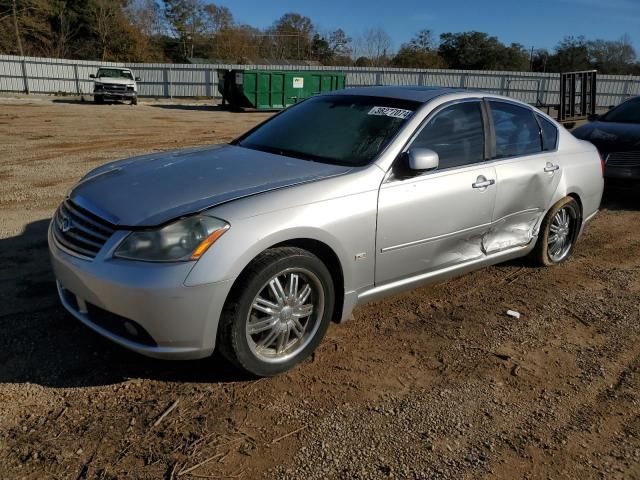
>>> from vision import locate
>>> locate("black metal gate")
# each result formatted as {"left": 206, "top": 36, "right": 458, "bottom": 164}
{"left": 559, "top": 70, "right": 597, "bottom": 124}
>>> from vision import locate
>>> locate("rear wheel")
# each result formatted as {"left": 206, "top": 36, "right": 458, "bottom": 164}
{"left": 94, "top": 95, "right": 104, "bottom": 104}
{"left": 530, "top": 197, "right": 581, "bottom": 266}
{"left": 217, "top": 247, "right": 335, "bottom": 376}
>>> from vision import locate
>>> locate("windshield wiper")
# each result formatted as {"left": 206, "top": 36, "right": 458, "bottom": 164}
{"left": 239, "top": 142, "right": 337, "bottom": 165}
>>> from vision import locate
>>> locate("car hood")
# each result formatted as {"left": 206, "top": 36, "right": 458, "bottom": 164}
{"left": 70, "top": 144, "right": 352, "bottom": 227}
{"left": 95, "top": 77, "right": 134, "bottom": 85}
{"left": 573, "top": 121, "right": 640, "bottom": 153}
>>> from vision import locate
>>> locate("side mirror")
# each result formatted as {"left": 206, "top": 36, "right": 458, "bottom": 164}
{"left": 587, "top": 113, "right": 599, "bottom": 122}
{"left": 135, "top": 77, "right": 141, "bottom": 82}
{"left": 407, "top": 148, "right": 439, "bottom": 172}
{"left": 89, "top": 74, "right": 95, "bottom": 79}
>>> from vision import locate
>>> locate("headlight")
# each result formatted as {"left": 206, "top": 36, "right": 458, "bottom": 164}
{"left": 114, "top": 216, "right": 229, "bottom": 262}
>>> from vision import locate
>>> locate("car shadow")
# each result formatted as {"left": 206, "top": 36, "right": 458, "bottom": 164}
{"left": 0, "top": 219, "right": 252, "bottom": 389}
{"left": 148, "top": 104, "right": 265, "bottom": 113}
{"left": 51, "top": 98, "right": 131, "bottom": 106}
{"left": 600, "top": 184, "right": 640, "bottom": 211}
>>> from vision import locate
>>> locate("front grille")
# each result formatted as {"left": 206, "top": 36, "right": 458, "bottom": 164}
{"left": 53, "top": 199, "right": 115, "bottom": 259}
{"left": 606, "top": 151, "right": 640, "bottom": 167}
{"left": 103, "top": 83, "right": 126, "bottom": 91}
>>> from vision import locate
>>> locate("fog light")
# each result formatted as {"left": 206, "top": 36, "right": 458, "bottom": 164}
{"left": 124, "top": 321, "right": 138, "bottom": 337}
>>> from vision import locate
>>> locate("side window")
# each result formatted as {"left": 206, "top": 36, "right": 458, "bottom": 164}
{"left": 536, "top": 114, "right": 559, "bottom": 151}
{"left": 489, "top": 102, "right": 542, "bottom": 158}
{"left": 411, "top": 101, "right": 485, "bottom": 170}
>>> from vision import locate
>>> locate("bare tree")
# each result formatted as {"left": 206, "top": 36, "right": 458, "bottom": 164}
{"left": 202, "top": 3, "right": 232, "bottom": 35}
{"left": 90, "top": 0, "right": 120, "bottom": 60}
{"left": 49, "top": 1, "right": 75, "bottom": 58}
{"left": 127, "top": 0, "right": 164, "bottom": 37}
{"left": 354, "top": 27, "right": 392, "bottom": 65}
{"left": 11, "top": 0, "right": 23, "bottom": 55}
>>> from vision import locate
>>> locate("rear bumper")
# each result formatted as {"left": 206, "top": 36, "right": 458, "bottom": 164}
{"left": 48, "top": 223, "right": 231, "bottom": 360}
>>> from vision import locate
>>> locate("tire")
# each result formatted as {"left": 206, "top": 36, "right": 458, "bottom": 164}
{"left": 530, "top": 197, "right": 581, "bottom": 266}
{"left": 217, "top": 247, "right": 335, "bottom": 376}
{"left": 94, "top": 95, "right": 103, "bottom": 104}
{"left": 131, "top": 96, "right": 138, "bottom": 105}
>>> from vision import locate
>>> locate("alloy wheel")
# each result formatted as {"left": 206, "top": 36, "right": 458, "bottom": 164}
{"left": 245, "top": 267, "right": 324, "bottom": 363}
{"left": 547, "top": 206, "right": 575, "bottom": 263}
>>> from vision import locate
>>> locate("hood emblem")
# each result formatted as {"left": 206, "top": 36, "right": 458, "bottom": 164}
{"left": 61, "top": 215, "right": 74, "bottom": 233}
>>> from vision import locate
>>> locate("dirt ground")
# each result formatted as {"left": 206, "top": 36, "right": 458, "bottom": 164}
{"left": 0, "top": 96, "right": 639, "bottom": 480}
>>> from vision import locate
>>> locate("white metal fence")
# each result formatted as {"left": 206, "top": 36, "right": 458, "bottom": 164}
{"left": 1, "top": 54, "right": 640, "bottom": 107}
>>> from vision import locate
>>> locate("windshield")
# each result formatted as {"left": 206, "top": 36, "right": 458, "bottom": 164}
{"left": 601, "top": 97, "right": 640, "bottom": 124}
{"left": 235, "top": 95, "right": 420, "bottom": 166}
{"left": 96, "top": 68, "right": 134, "bottom": 80}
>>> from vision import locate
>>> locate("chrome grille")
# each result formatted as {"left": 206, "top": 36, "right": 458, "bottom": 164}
{"left": 103, "top": 83, "right": 126, "bottom": 91}
{"left": 53, "top": 200, "right": 115, "bottom": 259}
{"left": 606, "top": 151, "right": 640, "bottom": 167}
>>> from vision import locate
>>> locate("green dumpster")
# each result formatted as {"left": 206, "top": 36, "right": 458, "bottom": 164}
{"left": 218, "top": 69, "right": 346, "bottom": 110}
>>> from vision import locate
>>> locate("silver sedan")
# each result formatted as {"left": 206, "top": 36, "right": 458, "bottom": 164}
{"left": 49, "top": 87, "right": 604, "bottom": 376}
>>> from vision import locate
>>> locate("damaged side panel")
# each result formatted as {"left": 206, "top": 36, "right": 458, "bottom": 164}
{"left": 481, "top": 209, "right": 541, "bottom": 255}
{"left": 488, "top": 153, "right": 563, "bottom": 253}
{"left": 375, "top": 166, "right": 497, "bottom": 285}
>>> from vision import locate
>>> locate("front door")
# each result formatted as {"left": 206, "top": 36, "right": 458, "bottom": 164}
{"left": 375, "top": 100, "right": 497, "bottom": 285}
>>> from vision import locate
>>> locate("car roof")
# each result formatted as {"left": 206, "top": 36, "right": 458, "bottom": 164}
{"left": 330, "top": 86, "right": 466, "bottom": 103}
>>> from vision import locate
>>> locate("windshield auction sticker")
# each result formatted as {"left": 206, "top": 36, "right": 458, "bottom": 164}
{"left": 368, "top": 106, "right": 413, "bottom": 119}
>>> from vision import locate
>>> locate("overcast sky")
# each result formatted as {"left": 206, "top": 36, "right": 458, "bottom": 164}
{"left": 211, "top": 0, "right": 639, "bottom": 51}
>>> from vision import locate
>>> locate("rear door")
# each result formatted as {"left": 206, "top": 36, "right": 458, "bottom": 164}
{"left": 375, "top": 100, "right": 497, "bottom": 284}
{"left": 483, "top": 100, "right": 562, "bottom": 253}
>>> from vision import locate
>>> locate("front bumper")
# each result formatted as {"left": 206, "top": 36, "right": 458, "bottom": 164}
{"left": 93, "top": 89, "right": 136, "bottom": 99}
{"left": 604, "top": 166, "right": 640, "bottom": 183}
{"left": 48, "top": 223, "right": 231, "bottom": 360}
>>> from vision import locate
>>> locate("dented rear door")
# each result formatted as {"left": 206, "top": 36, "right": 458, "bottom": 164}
{"left": 485, "top": 153, "right": 561, "bottom": 254}
{"left": 483, "top": 100, "right": 562, "bottom": 254}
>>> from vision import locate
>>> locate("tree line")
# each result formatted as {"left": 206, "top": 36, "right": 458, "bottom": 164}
{"left": 1, "top": 0, "right": 639, "bottom": 75}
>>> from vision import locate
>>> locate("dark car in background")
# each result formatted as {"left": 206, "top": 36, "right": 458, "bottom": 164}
{"left": 573, "top": 96, "right": 640, "bottom": 184}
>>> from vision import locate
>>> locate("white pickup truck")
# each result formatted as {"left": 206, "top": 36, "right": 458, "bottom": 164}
{"left": 90, "top": 67, "right": 140, "bottom": 105}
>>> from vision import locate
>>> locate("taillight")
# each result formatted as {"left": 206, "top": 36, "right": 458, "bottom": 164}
{"left": 599, "top": 153, "right": 605, "bottom": 176}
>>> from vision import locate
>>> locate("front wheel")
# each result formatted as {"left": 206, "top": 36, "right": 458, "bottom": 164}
{"left": 217, "top": 247, "right": 335, "bottom": 376}
{"left": 530, "top": 197, "right": 581, "bottom": 266}
{"left": 131, "top": 96, "right": 138, "bottom": 105}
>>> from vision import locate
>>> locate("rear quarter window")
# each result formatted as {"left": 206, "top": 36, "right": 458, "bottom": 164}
{"left": 536, "top": 114, "right": 559, "bottom": 151}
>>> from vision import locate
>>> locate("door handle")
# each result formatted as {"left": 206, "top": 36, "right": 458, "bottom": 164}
{"left": 472, "top": 178, "right": 495, "bottom": 189}
{"left": 544, "top": 163, "right": 560, "bottom": 172}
